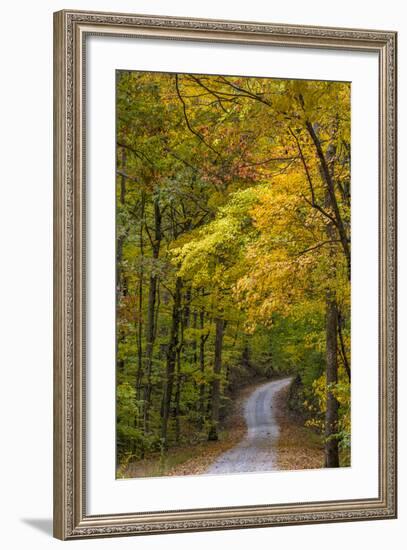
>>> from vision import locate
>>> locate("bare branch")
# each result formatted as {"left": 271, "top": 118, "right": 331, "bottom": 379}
{"left": 297, "top": 239, "right": 341, "bottom": 256}
{"left": 289, "top": 127, "right": 339, "bottom": 227}
{"left": 117, "top": 142, "right": 156, "bottom": 167}
{"left": 174, "top": 74, "right": 221, "bottom": 158}
{"left": 116, "top": 170, "right": 138, "bottom": 183}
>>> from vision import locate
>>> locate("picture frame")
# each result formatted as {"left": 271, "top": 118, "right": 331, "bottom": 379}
{"left": 53, "top": 9, "right": 397, "bottom": 540}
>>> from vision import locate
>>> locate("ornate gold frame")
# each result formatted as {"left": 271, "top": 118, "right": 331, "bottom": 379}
{"left": 53, "top": 9, "right": 397, "bottom": 540}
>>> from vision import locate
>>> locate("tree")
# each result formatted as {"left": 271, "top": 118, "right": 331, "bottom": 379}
{"left": 116, "top": 70, "right": 351, "bottom": 471}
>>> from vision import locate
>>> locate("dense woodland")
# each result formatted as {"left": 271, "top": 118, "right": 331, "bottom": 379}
{"left": 116, "top": 71, "right": 351, "bottom": 473}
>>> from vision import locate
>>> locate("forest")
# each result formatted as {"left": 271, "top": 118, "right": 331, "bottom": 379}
{"left": 116, "top": 70, "right": 351, "bottom": 477}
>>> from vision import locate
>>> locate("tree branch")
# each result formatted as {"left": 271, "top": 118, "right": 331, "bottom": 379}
{"left": 116, "top": 170, "right": 138, "bottom": 183}
{"left": 174, "top": 74, "right": 221, "bottom": 158}
{"left": 117, "top": 142, "right": 155, "bottom": 167}
{"left": 305, "top": 121, "right": 351, "bottom": 277}
{"left": 289, "top": 128, "right": 339, "bottom": 227}
{"left": 297, "top": 239, "right": 341, "bottom": 256}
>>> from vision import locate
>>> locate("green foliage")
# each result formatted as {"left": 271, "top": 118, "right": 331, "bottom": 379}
{"left": 116, "top": 70, "right": 351, "bottom": 470}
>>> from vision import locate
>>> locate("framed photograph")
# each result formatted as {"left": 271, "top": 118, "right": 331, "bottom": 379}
{"left": 53, "top": 9, "right": 397, "bottom": 540}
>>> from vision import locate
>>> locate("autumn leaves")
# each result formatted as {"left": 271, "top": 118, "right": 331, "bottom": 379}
{"left": 116, "top": 71, "right": 351, "bottom": 473}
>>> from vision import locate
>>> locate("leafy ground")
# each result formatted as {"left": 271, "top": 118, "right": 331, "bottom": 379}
{"left": 118, "top": 379, "right": 325, "bottom": 478}
{"left": 118, "top": 383, "right": 250, "bottom": 479}
{"left": 274, "top": 384, "right": 324, "bottom": 470}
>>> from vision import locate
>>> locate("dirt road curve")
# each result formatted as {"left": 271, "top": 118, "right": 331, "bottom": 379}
{"left": 205, "top": 377, "right": 293, "bottom": 475}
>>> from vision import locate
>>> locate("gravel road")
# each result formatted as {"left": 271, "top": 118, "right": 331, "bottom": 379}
{"left": 205, "top": 377, "right": 293, "bottom": 475}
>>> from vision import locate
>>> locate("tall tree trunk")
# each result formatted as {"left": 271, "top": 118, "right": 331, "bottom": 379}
{"left": 337, "top": 308, "right": 351, "bottom": 381}
{"left": 192, "top": 309, "right": 198, "bottom": 366}
{"left": 182, "top": 287, "right": 191, "bottom": 363}
{"left": 116, "top": 149, "right": 128, "bottom": 373}
{"left": 303, "top": 127, "right": 343, "bottom": 467}
{"left": 174, "top": 320, "right": 184, "bottom": 444}
{"left": 161, "top": 277, "right": 183, "bottom": 447}
{"left": 116, "top": 149, "right": 128, "bottom": 300}
{"left": 135, "top": 192, "right": 145, "bottom": 402}
{"left": 323, "top": 153, "right": 341, "bottom": 468}
{"left": 208, "top": 318, "right": 225, "bottom": 441}
{"left": 305, "top": 120, "right": 351, "bottom": 279}
{"left": 174, "top": 351, "right": 182, "bottom": 444}
{"left": 183, "top": 288, "right": 191, "bottom": 328}
{"left": 198, "top": 308, "right": 209, "bottom": 428}
{"left": 143, "top": 197, "right": 162, "bottom": 433}
{"left": 325, "top": 293, "right": 340, "bottom": 467}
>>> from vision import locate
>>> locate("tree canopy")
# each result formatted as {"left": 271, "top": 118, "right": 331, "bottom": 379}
{"left": 116, "top": 70, "right": 351, "bottom": 473}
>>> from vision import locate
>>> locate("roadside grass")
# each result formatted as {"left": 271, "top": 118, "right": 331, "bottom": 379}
{"left": 117, "top": 382, "right": 252, "bottom": 479}
{"left": 118, "top": 427, "right": 243, "bottom": 478}
{"left": 118, "top": 376, "right": 343, "bottom": 478}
